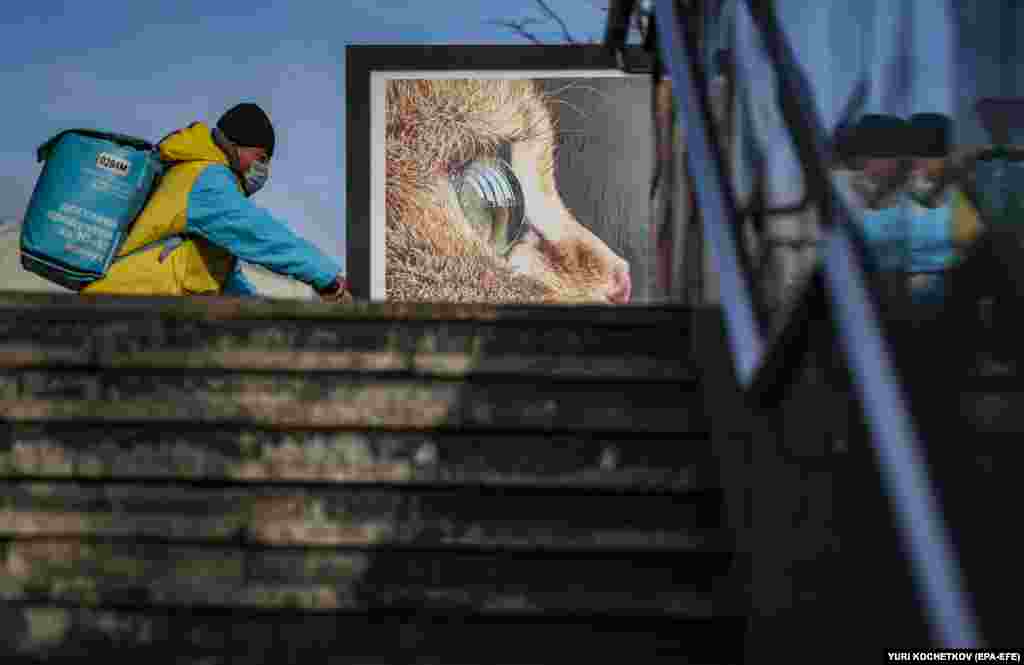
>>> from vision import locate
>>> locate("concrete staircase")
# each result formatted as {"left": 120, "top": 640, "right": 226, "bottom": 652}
{"left": 0, "top": 293, "right": 744, "bottom": 663}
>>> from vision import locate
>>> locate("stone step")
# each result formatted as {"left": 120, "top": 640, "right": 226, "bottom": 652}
{"left": 0, "top": 294, "right": 697, "bottom": 360}
{"left": 0, "top": 371, "right": 705, "bottom": 433}
{"left": 0, "top": 346, "right": 696, "bottom": 382}
{"left": 3, "top": 606, "right": 746, "bottom": 664}
{"left": 0, "top": 424, "right": 714, "bottom": 492}
{"left": 0, "top": 540, "right": 730, "bottom": 616}
{"left": 0, "top": 481, "right": 726, "bottom": 552}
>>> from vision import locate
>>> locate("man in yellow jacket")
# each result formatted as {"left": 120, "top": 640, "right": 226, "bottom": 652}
{"left": 83, "top": 103, "right": 351, "bottom": 302}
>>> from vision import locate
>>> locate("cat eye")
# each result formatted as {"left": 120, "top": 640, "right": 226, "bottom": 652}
{"left": 452, "top": 156, "right": 528, "bottom": 256}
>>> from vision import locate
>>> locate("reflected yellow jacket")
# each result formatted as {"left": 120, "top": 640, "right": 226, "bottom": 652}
{"left": 950, "top": 187, "right": 983, "bottom": 250}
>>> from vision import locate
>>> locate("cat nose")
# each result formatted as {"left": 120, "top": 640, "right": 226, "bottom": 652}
{"left": 607, "top": 264, "right": 632, "bottom": 304}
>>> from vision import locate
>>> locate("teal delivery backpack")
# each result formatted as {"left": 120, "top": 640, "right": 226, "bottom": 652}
{"left": 20, "top": 129, "right": 163, "bottom": 290}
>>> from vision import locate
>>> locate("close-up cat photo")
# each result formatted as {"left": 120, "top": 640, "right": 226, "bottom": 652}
{"left": 383, "top": 77, "right": 652, "bottom": 304}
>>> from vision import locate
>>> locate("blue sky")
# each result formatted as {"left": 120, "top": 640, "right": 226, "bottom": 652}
{"left": 0, "top": 0, "right": 609, "bottom": 270}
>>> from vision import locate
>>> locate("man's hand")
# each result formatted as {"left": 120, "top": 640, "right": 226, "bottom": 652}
{"left": 316, "top": 274, "right": 354, "bottom": 304}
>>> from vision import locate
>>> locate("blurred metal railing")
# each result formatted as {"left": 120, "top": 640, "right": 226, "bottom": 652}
{"left": 607, "top": 0, "right": 982, "bottom": 647}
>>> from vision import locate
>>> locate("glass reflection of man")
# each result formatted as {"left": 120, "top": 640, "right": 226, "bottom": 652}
{"left": 728, "top": 0, "right": 957, "bottom": 328}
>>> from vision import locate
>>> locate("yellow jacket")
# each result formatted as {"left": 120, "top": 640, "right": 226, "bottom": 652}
{"left": 82, "top": 122, "right": 239, "bottom": 295}
{"left": 951, "top": 187, "right": 983, "bottom": 251}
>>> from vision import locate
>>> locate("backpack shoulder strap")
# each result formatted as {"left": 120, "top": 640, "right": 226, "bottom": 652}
{"left": 114, "top": 235, "right": 186, "bottom": 264}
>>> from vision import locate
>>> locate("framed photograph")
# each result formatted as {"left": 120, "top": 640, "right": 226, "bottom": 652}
{"left": 345, "top": 44, "right": 654, "bottom": 304}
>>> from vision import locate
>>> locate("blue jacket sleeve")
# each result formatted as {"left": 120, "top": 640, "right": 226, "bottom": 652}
{"left": 222, "top": 262, "right": 262, "bottom": 297}
{"left": 186, "top": 165, "right": 342, "bottom": 290}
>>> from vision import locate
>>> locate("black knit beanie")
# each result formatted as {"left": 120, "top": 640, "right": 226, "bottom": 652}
{"left": 850, "top": 114, "right": 911, "bottom": 159}
{"left": 907, "top": 112, "right": 952, "bottom": 158}
{"left": 831, "top": 121, "right": 860, "bottom": 164}
{"left": 216, "top": 103, "right": 275, "bottom": 157}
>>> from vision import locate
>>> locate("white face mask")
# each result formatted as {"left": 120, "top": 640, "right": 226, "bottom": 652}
{"left": 212, "top": 128, "right": 270, "bottom": 195}
{"left": 848, "top": 171, "right": 885, "bottom": 205}
{"left": 243, "top": 159, "right": 270, "bottom": 195}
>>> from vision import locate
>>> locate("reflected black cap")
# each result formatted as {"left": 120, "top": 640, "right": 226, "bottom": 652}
{"left": 907, "top": 112, "right": 952, "bottom": 158}
{"left": 850, "top": 114, "right": 911, "bottom": 159}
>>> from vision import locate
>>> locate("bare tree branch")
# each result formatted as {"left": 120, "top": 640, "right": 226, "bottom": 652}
{"left": 487, "top": 19, "right": 548, "bottom": 45}
{"left": 489, "top": 1, "right": 609, "bottom": 45}
{"left": 534, "top": 0, "right": 577, "bottom": 43}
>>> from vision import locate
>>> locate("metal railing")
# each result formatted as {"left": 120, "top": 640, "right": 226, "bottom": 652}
{"left": 609, "top": 0, "right": 983, "bottom": 647}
